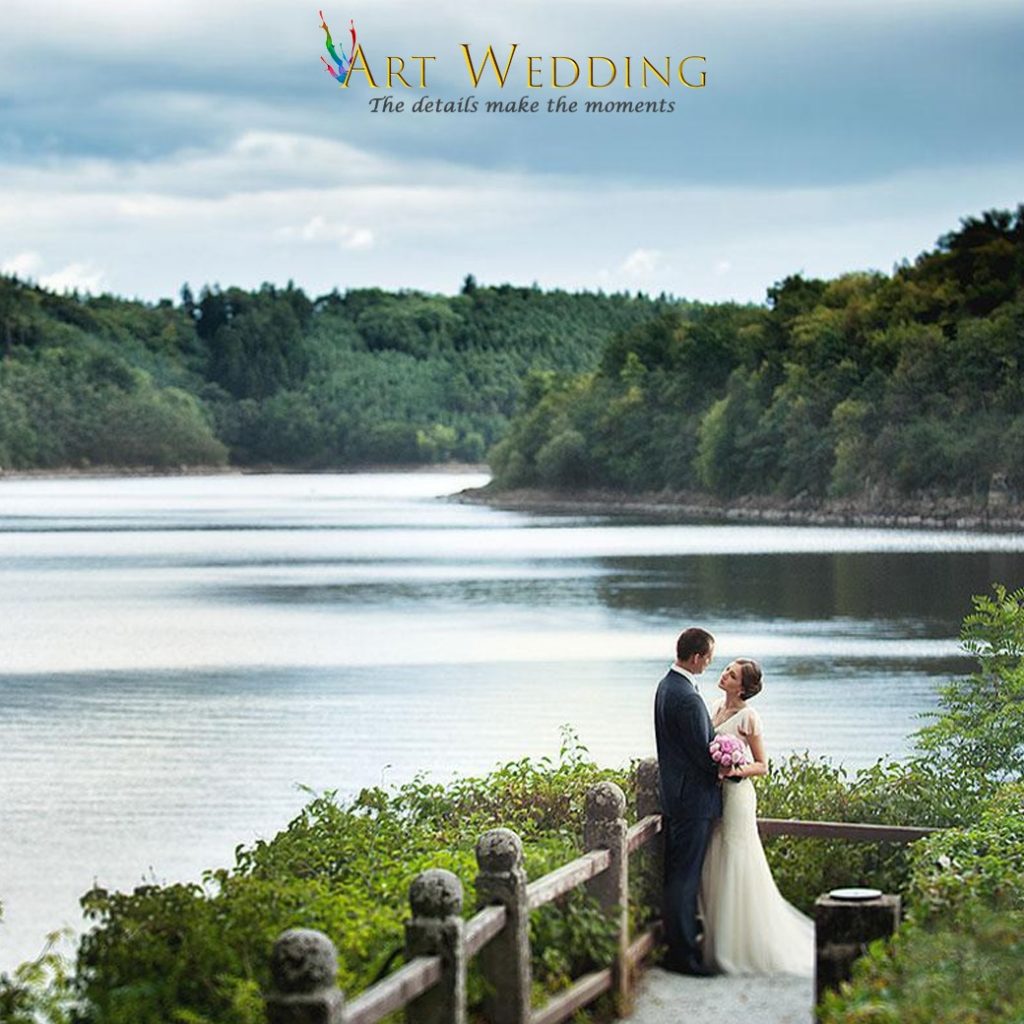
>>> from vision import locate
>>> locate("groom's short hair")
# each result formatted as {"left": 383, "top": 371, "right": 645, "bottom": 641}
{"left": 676, "top": 627, "right": 715, "bottom": 661}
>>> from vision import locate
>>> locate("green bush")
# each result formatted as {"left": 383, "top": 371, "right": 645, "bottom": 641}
{"left": 61, "top": 732, "right": 626, "bottom": 1024}
{"left": 7, "top": 730, "right": 1008, "bottom": 1024}
{"left": 816, "top": 586, "right": 1024, "bottom": 1022}
{"left": 917, "top": 584, "right": 1024, "bottom": 788}
{"left": 54, "top": 744, "right": 992, "bottom": 1024}
{"left": 819, "top": 786, "right": 1024, "bottom": 1023}
{"left": 757, "top": 755, "right": 976, "bottom": 914}
{"left": 819, "top": 909, "right": 1024, "bottom": 1024}
{"left": 906, "top": 782, "right": 1024, "bottom": 928}
{"left": 0, "top": 932, "right": 74, "bottom": 1024}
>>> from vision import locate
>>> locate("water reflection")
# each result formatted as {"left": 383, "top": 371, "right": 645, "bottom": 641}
{"left": 591, "top": 551, "right": 1019, "bottom": 634}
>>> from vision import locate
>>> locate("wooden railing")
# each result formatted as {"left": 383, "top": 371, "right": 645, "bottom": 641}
{"left": 264, "top": 758, "right": 938, "bottom": 1024}
{"left": 758, "top": 818, "right": 937, "bottom": 843}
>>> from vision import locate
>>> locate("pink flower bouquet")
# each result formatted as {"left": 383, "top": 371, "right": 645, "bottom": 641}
{"left": 709, "top": 734, "right": 749, "bottom": 780}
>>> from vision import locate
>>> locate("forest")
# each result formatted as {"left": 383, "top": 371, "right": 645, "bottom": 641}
{"left": 0, "top": 274, "right": 675, "bottom": 471}
{"left": 1, "top": 206, "right": 1023, "bottom": 502}
{"left": 491, "top": 206, "right": 1024, "bottom": 501}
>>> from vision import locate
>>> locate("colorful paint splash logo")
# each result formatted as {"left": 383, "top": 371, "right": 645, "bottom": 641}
{"left": 319, "top": 10, "right": 357, "bottom": 85}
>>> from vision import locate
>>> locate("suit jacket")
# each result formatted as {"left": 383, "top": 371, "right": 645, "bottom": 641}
{"left": 654, "top": 668, "right": 722, "bottom": 820}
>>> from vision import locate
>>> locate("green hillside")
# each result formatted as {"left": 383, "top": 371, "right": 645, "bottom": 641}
{"left": 0, "top": 276, "right": 679, "bottom": 471}
{"left": 3, "top": 205, "right": 1022, "bottom": 502}
{"left": 490, "top": 206, "right": 1024, "bottom": 502}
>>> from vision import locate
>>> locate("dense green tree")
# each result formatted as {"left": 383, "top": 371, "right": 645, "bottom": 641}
{"left": 492, "top": 206, "right": 1024, "bottom": 502}
{"left": 0, "top": 273, "right": 671, "bottom": 471}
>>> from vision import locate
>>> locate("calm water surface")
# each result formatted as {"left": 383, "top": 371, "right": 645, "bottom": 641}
{"left": 3, "top": 471, "right": 1024, "bottom": 969}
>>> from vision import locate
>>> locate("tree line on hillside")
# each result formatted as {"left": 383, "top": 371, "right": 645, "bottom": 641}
{"left": 491, "top": 206, "right": 1024, "bottom": 501}
{"left": 2, "top": 205, "right": 1022, "bottom": 502}
{"left": 0, "top": 275, "right": 677, "bottom": 470}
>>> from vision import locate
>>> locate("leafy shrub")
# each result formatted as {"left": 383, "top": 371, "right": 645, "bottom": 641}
{"left": 62, "top": 740, "right": 991, "bottom": 1022}
{"left": 814, "top": 586, "right": 1024, "bottom": 1021}
{"left": 64, "top": 731, "right": 626, "bottom": 1024}
{"left": 916, "top": 584, "right": 1024, "bottom": 788}
{"left": 819, "top": 909, "right": 1024, "bottom": 1024}
{"left": 757, "top": 754, "right": 977, "bottom": 914}
{"left": 905, "top": 782, "right": 1024, "bottom": 928}
{"left": 819, "top": 785, "right": 1024, "bottom": 1023}
{"left": 0, "top": 932, "right": 74, "bottom": 1024}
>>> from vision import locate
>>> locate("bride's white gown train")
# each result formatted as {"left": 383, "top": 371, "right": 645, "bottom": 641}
{"left": 699, "top": 702, "right": 814, "bottom": 976}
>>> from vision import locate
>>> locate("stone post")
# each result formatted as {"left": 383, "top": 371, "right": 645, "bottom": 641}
{"left": 583, "top": 781, "right": 630, "bottom": 1007}
{"left": 989, "top": 471, "right": 1011, "bottom": 510}
{"left": 475, "top": 828, "right": 531, "bottom": 1024}
{"left": 814, "top": 893, "right": 902, "bottom": 1007}
{"left": 405, "top": 868, "right": 467, "bottom": 1024}
{"left": 633, "top": 757, "right": 664, "bottom": 927}
{"left": 265, "top": 928, "right": 345, "bottom": 1024}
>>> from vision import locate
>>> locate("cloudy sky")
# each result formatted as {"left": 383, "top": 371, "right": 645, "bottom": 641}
{"left": 1, "top": 0, "right": 1021, "bottom": 304}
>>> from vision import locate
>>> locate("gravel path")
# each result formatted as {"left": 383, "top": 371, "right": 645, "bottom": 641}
{"left": 629, "top": 969, "right": 814, "bottom": 1024}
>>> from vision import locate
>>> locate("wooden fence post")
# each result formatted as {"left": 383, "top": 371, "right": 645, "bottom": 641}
{"left": 405, "top": 868, "right": 467, "bottom": 1024}
{"left": 583, "top": 781, "right": 629, "bottom": 1008}
{"left": 475, "top": 828, "right": 531, "bottom": 1024}
{"left": 265, "top": 928, "right": 345, "bottom": 1024}
{"left": 633, "top": 757, "right": 664, "bottom": 927}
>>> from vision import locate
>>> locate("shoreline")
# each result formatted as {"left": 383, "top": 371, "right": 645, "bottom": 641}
{"left": 5, "top": 466, "right": 1021, "bottom": 532}
{"left": 0, "top": 462, "right": 490, "bottom": 482}
{"left": 453, "top": 484, "right": 1024, "bottom": 532}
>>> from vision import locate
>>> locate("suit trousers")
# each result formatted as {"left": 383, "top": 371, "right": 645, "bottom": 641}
{"left": 663, "top": 815, "right": 714, "bottom": 966}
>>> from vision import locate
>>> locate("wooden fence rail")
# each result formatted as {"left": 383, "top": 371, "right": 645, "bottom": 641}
{"left": 758, "top": 818, "right": 938, "bottom": 843}
{"left": 264, "top": 756, "right": 936, "bottom": 1024}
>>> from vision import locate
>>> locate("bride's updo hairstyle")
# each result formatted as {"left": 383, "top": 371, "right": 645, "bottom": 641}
{"left": 737, "top": 659, "right": 763, "bottom": 700}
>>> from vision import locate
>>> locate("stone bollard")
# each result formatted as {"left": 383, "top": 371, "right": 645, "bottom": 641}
{"left": 265, "top": 928, "right": 345, "bottom": 1024}
{"left": 814, "top": 892, "right": 901, "bottom": 1006}
{"left": 475, "top": 828, "right": 531, "bottom": 1024}
{"left": 405, "top": 868, "right": 467, "bottom": 1024}
{"left": 583, "top": 781, "right": 630, "bottom": 1007}
{"left": 633, "top": 758, "right": 664, "bottom": 927}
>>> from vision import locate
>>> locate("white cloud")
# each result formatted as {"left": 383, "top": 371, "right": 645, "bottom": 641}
{"left": 1, "top": 251, "right": 42, "bottom": 278}
{"left": 283, "top": 216, "right": 376, "bottom": 251}
{"left": 0, "top": 125, "right": 1020, "bottom": 302}
{"left": 39, "top": 262, "right": 107, "bottom": 295}
{"left": 1, "top": 252, "right": 106, "bottom": 294}
{"left": 621, "top": 248, "right": 664, "bottom": 278}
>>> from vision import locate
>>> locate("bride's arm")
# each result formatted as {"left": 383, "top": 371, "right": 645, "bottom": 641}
{"left": 727, "top": 730, "right": 768, "bottom": 779}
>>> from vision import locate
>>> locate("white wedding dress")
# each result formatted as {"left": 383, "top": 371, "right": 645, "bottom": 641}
{"left": 699, "top": 700, "right": 814, "bottom": 975}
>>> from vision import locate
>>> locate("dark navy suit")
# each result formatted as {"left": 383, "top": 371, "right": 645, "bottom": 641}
{"left": 654, "top": 666, "right": 722, "bottom": 969}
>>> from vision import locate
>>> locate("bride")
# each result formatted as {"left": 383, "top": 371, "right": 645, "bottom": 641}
{"left": 699, "top": 658, "right": 814, "bottom": 975}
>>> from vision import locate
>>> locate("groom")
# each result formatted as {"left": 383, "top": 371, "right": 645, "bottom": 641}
{"left": 654, "top": 626, "right": 722, "bottom": 975}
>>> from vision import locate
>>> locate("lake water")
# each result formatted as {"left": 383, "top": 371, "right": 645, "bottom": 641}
{"left": 2, "top": 470, "right": 1024, "bottom": 971}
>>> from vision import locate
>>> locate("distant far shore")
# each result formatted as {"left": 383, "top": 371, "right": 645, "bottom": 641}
{"left": 6, "top": 467, "right": 1021, "bottom": 532}
{"left": 453, "top": 483, "right": 1024, "bottom": 533}
{"left": 0, "top": 462, "right": 490, "bottom": 481}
